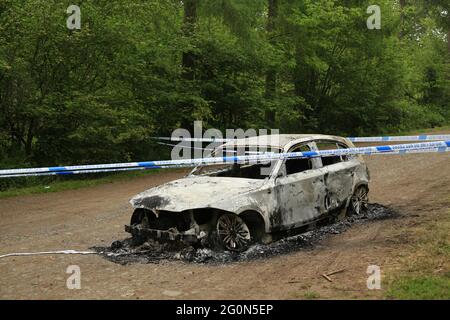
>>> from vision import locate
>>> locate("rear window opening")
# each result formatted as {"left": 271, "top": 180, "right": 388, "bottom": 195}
{"left": 286, "top": 158, "right": 313, "bottom": 175}
{"left": 284, "top": 144, "right": 313, "bottom": 175}
{"left": 316, "top": 141, "right": 353, "bottom": 166}
{"left": 321, "top": 156, "right": 342, "bottom": 166}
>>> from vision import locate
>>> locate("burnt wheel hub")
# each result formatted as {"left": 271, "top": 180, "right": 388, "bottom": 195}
{"left": 217, "top": 213, "right": 250, "bottom": 251}
{"left": 352, "top": 187, "right": 369, "bottom": 214}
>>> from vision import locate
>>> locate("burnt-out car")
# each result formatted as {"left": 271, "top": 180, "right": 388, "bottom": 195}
{"left": 126, "top": 135, "right": 370, "bottom": 251}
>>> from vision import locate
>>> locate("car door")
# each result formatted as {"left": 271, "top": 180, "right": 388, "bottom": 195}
{"left": 314, "top": 140, "right": 357, "bottom": 211}
{"left": 271, "top": 142, "right": 327, "bottom": 231}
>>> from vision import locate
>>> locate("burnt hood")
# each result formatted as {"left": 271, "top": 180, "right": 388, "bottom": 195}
{"left": 130, "top": 175, "right": 266, "bottom": 212}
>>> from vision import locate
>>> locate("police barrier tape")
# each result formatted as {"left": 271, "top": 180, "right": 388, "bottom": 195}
{"left": 0, "top": 140, "right": 449, "bottom": 178}
{"left": 157, "top": 139, "right": 450, "bottom": 156}
{"left": 156, "top": 141, "right": 272, "bottom": 154}
{"left": 153, "top": 134, "right": 450, "bottom": 143}
{"left": 154, "top": 136, "right": 231, "bottom": 143}
{"left": 347, "top": 134, "right": 450, "bottom": 142}
{"left": 0, "top": 165, "right": 188, "bottom": 178}
{"left": 1, "top": 147, "right": 449, "bottom": 178}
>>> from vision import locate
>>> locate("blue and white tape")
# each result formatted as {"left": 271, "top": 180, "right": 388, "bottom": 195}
{"left": 157, "top": 141, "right": 270, "bottom": 154}
{"left": 0, "top": 164, "right": 194, "bottom": 178}
{"left": 347, "top": 134, "right": 450, "bottom": 142}
{"left": 357, "top": 147, "right": 449, "bottom": 156}
{"left": 0, "top": 140, "right": 449, "bottom": 178}
{"left": 155, "top": 136, "right": 232, "bottom": 143}
{"left": 154, "top": 134, "right": 450, "bottom": 143}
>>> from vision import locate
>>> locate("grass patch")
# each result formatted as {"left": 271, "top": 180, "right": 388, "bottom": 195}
{"left": 0, "top": 169, "right": 173, "bottom": 198}
{"left": 394, "top": 125, "right": 450, "bottom": 136}
{"left": 303, "top": 291, "right": 320, "bottom": 300}
{"left": 385, "top": 208, "right": 450, "bottom": 299}
{"left": 387, "top": 275, "right": 450, "bottom": 300}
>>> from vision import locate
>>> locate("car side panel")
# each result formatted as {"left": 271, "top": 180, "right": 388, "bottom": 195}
{"left": 323, "top": 160, "right": 359, "bottom": 210}
{"left": 270, "top": 168, "right": 327, "bottom": 231}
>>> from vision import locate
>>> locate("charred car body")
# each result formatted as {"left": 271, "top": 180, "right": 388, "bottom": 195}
{"left": 126, "top": 135, "right": 370, "bottom": 251}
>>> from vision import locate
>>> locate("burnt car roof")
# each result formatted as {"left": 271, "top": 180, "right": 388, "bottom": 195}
{"left": 221, "top": 134, "right": 351, "bottom": 149}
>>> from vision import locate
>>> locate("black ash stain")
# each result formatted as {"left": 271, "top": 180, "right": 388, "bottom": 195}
{"left": 134, "top": 195, "right": 170, "bottom": 209}
{"left": 93, "top": 203, "right": 401, "bottom": 265}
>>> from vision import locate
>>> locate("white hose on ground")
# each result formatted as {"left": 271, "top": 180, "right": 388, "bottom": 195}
{"left": 0, "top": 250, "right": 99, "bottom": 259}
{"left": 0, "top": 249, "right": 143, "bottom": 259}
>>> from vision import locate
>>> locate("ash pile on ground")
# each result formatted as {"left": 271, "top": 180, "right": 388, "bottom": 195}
{"left": 93, "top": 203, "right": 400, "bottom": 265}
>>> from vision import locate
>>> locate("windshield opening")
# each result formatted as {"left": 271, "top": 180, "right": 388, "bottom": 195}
{"left": 190, "top": 145, "right": 280, "bottom": 179}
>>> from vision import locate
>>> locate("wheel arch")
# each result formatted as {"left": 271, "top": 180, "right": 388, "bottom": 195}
{"left": 130, "top": 208, "right": 155, "bottom": 225}
{"left": 343, "top": 182, "right": 369, "bottom": 210}
{"left": 238, "top": 210, "right": 268, "bottom": 241}
{"left": 353, "top": 181, "right": 369, "bottom": 194}
{"left": 194, "top": 208, "right": 268, "bottom": 242}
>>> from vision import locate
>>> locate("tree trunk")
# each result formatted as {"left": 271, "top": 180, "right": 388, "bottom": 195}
{"left": 447, "top": 25, "right": 450, "bottom": 57}
{"left": 264, "top": 0, "right": 278, "bottom": 126}
{"left": 25, "top": 118, "right": 34, "bottom": 156}
{"left": 399, "top": 0, "right": 407, "bottom": 38}
{"left": 294, "top": 44, "right": 305, "bottom": 97}
{"left": 182, "top": 0, "right": 197, "bottom": 80}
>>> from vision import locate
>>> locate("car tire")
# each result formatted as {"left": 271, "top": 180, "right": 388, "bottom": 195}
{"left": 216, "top": 213, "right": 251, "bottom": 252}
{"left": 348, "top": 185, "right": 369, "bottom": 215}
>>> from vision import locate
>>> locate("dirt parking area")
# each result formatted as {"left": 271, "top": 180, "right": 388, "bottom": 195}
{"left": 0, "top": 139, "right": 449, "bottom": 299}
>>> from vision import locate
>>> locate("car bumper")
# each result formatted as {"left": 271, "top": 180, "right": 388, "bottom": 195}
{"left": 125, "top": 225, "right": 200, "bottom": 244}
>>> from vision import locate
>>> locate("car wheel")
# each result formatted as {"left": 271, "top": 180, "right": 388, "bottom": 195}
{"left": 349, "top": 185, "right": 369, "bottom": 215}
{"left": 216, "top": 213, "right": 251, "bottom": 252}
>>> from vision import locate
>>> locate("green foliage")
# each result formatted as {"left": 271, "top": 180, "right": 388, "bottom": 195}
{"left": 0, "top": 0, "right": 448, "bottom": 181}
